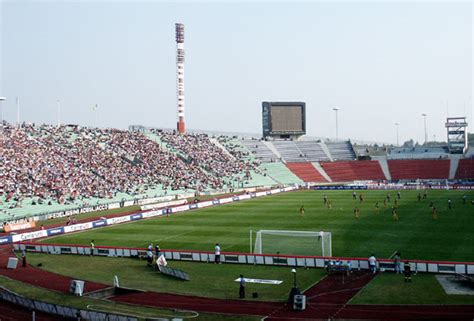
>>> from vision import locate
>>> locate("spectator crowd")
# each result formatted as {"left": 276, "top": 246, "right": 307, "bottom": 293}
{"left": 1, "top": 123, "right": 259, "bottom": 209}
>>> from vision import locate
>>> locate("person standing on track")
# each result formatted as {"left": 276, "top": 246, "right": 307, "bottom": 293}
{"left": 90, "top": 240, "right": 95, "bottom": 256}
{"left": 239, "top": 274, "right": 246, "bottom": 298}
{"left": 368, "top": 254, "right": 377, "bottom": 274}
{"left": 404, "top": 261, "right": 412, "bottom": 282}
{"left": 214, "top": 243, "right": 221, "bottom": 264}
{"left": 155, "top": 244, "right": 161, "bottom": 258}
{"left": 394, "top": 252, "right": 402, "bottom": 274}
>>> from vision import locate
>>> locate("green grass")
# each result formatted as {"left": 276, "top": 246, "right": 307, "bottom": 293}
{"left": 351, "top": 272, "right": 474, "bottom": 305}
{"left": 44, "top": 190, "right": 474, "bottom": 262}
{"left": 0, "top": 276, "right": 257, "bottom": 320}
{"left": 25, "top": 253, "right": 325, "bottom": 301}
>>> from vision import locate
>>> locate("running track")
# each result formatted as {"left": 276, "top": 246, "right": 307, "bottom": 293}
{"left": 0, "top": 245, "right": 473, "bottom": 320}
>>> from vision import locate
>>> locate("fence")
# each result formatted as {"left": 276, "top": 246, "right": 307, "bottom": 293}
{"left": 14, "top": 243, "right": 474, "bottom": 276}
{"left": 0, "top": 286, "right": 139, "bottom": 321}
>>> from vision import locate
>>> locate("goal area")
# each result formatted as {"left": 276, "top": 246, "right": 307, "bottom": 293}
{"left": 253, "top": 230, "right": 332, "bottom": 257}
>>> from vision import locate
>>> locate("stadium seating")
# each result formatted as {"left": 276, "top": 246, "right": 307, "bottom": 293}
{"left": 240, "top": 140, "right": 279, "bottom": 162}
{"left": 286, "top": 162, "right": 328, "bottom": 182}
{"left": 325, "top": 141, "right": 356, "bottom": 160}
{"left": 271, "top": 140, "right": 304, "bottom": 162}
{"left": 294, "top": 141, "right": 331, "bottom": 162}
{"left": 320, "top": 161, "right": 386, "bottom": 182}
{"left": 388, "top": 147, "right": 449, "bottom": 159}
{"left": 455, "top": 159, "right": 474, "bottom": 179}
{"left": 387, "top": 159, "right": 450, "bottom": 180}
{"left": 261, "top": 163, "right": 303, "bottom": 185}
{"left": 1, "top": 124, "right": 268, "bottom": 221}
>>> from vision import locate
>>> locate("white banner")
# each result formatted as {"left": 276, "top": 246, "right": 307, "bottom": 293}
{"left": 108, "top": 202, "right": 120, "bottom": 210}
{"left": 172, "top": 205, "right": 190, "bottom": 213}
{"left": 234, "top": 278, "right": 283, "bottom": 285}
{"left": 64, "top": 222, "right": 94, "bottom": 233}
{"left": 157, "top": 254, "right": 167, "bottom": 266}
{"left": 140, "top": 199, "right": 187, "bottom": 211}
{"left": 106, "top": 216, "right": 131, "bottom": 225}
{"left": 13, "top": 230, "right": 48, "bottom": 242}
{"left": 219, "top": 197, "right": 233, "bottom": 204}
{"left": 141, "top": 210, "right": 164, "bottom": 219}
{"left": 123, "top": 200, "right": 135, "bottom": 207}
{"left": 238, "top": 194, "right": 251, "bottom": 200}
{"left": 137, "top": 196, "right": 174, "bottom": 206}
{"left": 255, "top": 191, "right": 267, "bottom": 197}
{"left": 197, "top": 201, "right": 213, "bottom": 208}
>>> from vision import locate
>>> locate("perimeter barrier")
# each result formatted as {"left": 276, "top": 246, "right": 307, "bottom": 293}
{"left": 0, "top": 186, "right": 298, "bottom": 245}
{"left": 14, "top": 243, "right": 474, "bottom": 276}
{"left": 0, "top": 286, "right": 140, "bottom": 321}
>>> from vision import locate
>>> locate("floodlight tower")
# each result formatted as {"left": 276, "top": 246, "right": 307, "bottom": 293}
{"left": 175, "top": 23, "right": 186, "bottom": 134}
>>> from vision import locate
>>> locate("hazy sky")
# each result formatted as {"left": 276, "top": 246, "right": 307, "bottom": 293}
{"left": 0, "top": 1, "right": 472, "bottom": 144}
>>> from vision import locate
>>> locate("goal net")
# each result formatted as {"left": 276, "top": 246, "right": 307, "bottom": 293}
{"left": 253, "top": 230, "right": 332, "bottom": 257}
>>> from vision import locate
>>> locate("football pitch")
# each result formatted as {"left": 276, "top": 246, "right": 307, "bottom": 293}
{"left": 43, "top": 189, "right": 474, "bottom": 262}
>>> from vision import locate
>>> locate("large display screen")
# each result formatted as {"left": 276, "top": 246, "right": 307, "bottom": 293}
{"left": 271, "top": 106, "right": 304, "bottom": 132}
{"left": 262, "top": 102, "right": 306, "bottom": 136}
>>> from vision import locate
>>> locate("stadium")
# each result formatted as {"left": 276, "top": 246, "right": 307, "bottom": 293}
{"left": 1, "top": 2, "right": 474, "bottom": 321}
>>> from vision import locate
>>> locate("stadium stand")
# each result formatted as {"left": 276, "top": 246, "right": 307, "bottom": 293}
{"left": 240, "top": 139, "right": 279, "bottom": 162}
{"left": 388, "top": 147, "right": 449, "bottom": 159}
{"left": 2, "top": 121, "right": 472, "bottom": 224}
{"left": 325, "top": 141, "right": 356, "bottom": 160}
{"left": 1, "top": 124, "right": 277, "bottom": 222}
{"left": 320, "top": 161, "right": 386, "bottom": 182}
{"left": 294, "top": 141, "right": 331, "bottom": 162}
{"left": 271, "top": 140, "right": 307, "bottom": 162}
{"left": 286, "top": 162, "right": 328, "bottom": 182}
{"left": 353, "top": 144, "right": 389, "bottom": 158}
{"left": 387, "top": 159, "right": 450, "bottom": 180}
{"left": 261, "top": 162, "right": 303, "bottom": 185}
{"left": 455, "top": 158, "right": 474, "bottom": 179}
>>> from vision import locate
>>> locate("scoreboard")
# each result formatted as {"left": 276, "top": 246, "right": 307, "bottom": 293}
{"left": 262, "top": 102, "right": 306, "bottom": 137}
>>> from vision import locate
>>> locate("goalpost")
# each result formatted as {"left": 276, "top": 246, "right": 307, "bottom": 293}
{"left": 253, "top": 230, "right": 332, "bottom": 257}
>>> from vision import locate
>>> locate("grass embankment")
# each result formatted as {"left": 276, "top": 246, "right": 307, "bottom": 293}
{"left": 0, "top": 275, "right": 259, "bottom": 321}
{"left": 26, "top": 253, "right": 325, "bottom": 301}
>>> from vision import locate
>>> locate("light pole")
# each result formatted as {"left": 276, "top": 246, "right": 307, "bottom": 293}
{"left": 332, "top": 107, "right": 339, "bottom": 140}
{"left": 57, "top": 100, "right": 61, "bottom": 127}
{"left": 16, "top": 97, "right": 20, "bottom": 127}
{"left": 0, "top": 96, "right": 6, "bottom": 133}
{"left": 395, "top": 122, "right": 400, "bottom": 146}
{"left": 421, "top": 113, "right": 427, "bottom": 144}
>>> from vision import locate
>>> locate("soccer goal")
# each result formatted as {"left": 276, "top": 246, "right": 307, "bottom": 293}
{"left": 253, "top": 230, "right": 332, "bottom": 257}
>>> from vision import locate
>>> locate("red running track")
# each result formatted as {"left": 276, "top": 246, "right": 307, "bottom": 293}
{"left": 111, "top": 291, "right": 282, "bottom": 316}
{"left": 266, "top": 271, "right": 376, "bottom": 320}
{"left": 1, "top": 244, "right": 473, "bottom": 320}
